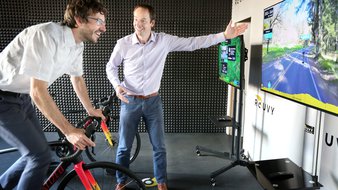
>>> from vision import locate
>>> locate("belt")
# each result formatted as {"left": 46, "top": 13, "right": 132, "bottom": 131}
{"left": 0, "top": 89, "right": 21, "bottom": 97}
{"left": 129, "top": 92, "right": 159, "bottom": 99}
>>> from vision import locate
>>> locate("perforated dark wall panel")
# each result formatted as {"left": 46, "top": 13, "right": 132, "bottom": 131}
{"left": 0, "top": 0, "right": 231, "bottom": 133}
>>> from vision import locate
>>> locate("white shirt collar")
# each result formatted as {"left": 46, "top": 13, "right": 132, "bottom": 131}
{"left": 63, "top": 25, "right": 84, "bottom": 48}
{"left": 132, "top": 32, "right": 155, "bottom": 45}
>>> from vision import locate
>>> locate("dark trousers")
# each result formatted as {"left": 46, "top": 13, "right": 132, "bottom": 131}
{"left": 0, "top": 92, "right": 51, "bottom": 190}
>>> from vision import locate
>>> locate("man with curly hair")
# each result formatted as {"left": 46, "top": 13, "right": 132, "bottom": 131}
{"left": 0, "top": 0, "right": 107, "bottom": 189}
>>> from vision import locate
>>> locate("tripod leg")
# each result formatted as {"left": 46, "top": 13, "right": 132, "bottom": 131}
{"left": 210, "top": 161, "right": 237, "bottom": 179}
{"left": 195, "top": 145, "right": 231, "bottom": 158}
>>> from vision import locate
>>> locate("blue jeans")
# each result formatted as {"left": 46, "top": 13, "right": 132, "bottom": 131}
{"left": 0, "top": 94, "right": 51, "bottom": 190}
{"left": 116, "top": 95, "right": 167, "bottom": 184}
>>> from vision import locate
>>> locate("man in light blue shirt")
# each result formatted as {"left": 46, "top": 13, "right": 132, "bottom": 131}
{"left": 106, "top": 4, "right": 248, "bottom": 190}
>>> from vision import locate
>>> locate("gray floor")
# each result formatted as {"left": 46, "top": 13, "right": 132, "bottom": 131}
{"left": 0, "top": 133, "right": 263, "bottom": 190}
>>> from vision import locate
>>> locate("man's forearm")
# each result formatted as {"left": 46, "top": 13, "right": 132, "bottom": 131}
{"left": 70, "top": 76, "right": 94, "bottom": 113}
{"left": 30, "top": 78, "right": 73, "bottom": 135}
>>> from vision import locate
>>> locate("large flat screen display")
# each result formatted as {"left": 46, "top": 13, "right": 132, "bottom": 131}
{"left": 261, "top": 0, "right": 338, "bottom": 116}
{"left": 218, "top": 35, "right": 245, "bottom": 89}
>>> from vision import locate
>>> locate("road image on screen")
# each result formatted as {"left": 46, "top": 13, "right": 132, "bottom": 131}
{"left": 218, "top": 36, "right": 244, "bottom": 89}
{"left": 261, "top": 0, "right": 338, "bottom": 115}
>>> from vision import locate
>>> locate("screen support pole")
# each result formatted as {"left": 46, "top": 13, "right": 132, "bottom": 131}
{"left": 207, "top": 85, "right": 249, "bottom": 186}
{"left": 195, "top": 47, "right": 249, "bottom": 187}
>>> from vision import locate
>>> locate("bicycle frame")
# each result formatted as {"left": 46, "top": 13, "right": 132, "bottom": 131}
{"left": 43, "top": 156, "right": 71, "bottom": 189}
{"left": 43, "top": 160, "right": 101, "bottom": 190}
{"left": 43, "top": 120, "right": 101, "bottom": 190}
{"left": 43, "top": 159, "right": 101, "bottom": 190}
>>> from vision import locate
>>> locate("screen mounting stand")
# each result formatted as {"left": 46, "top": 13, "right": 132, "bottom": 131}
{"left": 195, "top": 48, "right": 249, "bottom": 187}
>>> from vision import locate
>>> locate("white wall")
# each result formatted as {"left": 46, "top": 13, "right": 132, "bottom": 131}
{"left": 231, "top": 0, "right": 338, "bottom": 189}
{"left": 232, "top": 0, "right": 306, "bottom": 163}
{"left": 318, "top": 113, "right": 338, "bottom": 190}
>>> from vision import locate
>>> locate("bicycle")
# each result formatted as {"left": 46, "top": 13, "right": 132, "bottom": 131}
{"left": 1, "top": 94, "right": 141, "bottom": 164}
{"left": 0, "top": 94, "right": 146, "bottom": 190}
{"left": 42, "top": 115, "right": 146, "bottom": 190}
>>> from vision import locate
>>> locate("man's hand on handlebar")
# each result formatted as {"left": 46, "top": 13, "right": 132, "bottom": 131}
{"left": 65, "top": 127, "right": 95, "bottom": 150}
{"left": 65, "top": 94, "right": 118, "bottom": 150}
{"left": 87, "top": 108, "right": 106, "bottom": 121}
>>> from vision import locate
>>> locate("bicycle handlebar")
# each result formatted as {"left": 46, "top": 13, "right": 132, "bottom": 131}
{"left": 59, "top": 93, "right": 118, "bottom": 162}
{"left": 60, "top": 117, "right": 99, "bottom": 161}
{"left": 93, "top": 92, "right": 118, "bottom": 117}
{"left": 60, "top": 92, "right": 118, "bottom": 116}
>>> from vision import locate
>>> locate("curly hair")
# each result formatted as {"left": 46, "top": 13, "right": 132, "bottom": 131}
{"left": 62, "top": 0, "right": 108, "bottom": 28}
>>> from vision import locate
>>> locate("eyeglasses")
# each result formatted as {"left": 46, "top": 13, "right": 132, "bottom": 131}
{"left": 87, "top": 17, "right": 106, "bottom": 26}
